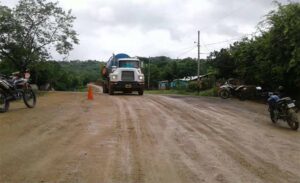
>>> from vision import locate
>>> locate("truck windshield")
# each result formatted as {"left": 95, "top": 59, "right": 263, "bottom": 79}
{"left": 119, "top": 60, "right": 139, "bottom": 68}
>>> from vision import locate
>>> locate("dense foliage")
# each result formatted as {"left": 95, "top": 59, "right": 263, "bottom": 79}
{"left": 208, "top": 2, "right": 300, "bottom": 96}
{"left": 0, "top": 59, "right": 103, "bottom": 91}
{"left": 32, "top": 60, "right": 103, "bottom": 91}
{"left": 140, "top": 56, "right": 209, "bottom": 89}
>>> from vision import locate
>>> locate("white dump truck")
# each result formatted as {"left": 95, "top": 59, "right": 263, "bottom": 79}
{"left": 102, "top": 53, "right": 144, "bottom": 95}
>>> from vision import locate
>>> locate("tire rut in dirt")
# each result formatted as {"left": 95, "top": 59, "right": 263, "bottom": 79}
{"left": 146, "top": 95, "right": 300, "bottom": 183}
{"left": 111, "top": 97, "right": 145, "bottom": 183}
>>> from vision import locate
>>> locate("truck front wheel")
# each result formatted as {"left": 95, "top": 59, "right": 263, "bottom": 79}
{"left": 109, "top": 85, "right": 114, "bottom": 95}
{"left": 103, "top": 83, "right": 108, "bottom": 93}
{"left": 138, "top": 89, "right": 144, "bottom": 95}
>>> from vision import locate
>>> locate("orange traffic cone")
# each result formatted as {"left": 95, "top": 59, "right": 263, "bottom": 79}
{"left": 87, "top": 85, "right": 94, "bottom": 100}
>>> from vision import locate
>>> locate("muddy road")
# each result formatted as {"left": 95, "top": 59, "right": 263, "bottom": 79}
{"left": 0, "top": 92, "right": 299, "bottom": 183}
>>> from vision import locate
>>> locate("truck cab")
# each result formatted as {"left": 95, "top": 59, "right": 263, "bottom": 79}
{"left": 102, "top": 53, "right": 144, "bottom": 95}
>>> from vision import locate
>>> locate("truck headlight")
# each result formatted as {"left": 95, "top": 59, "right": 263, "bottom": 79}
{"left": 138, "top": 75, "right": 144, "bottom": 80}
{"left": 111, "top": 75, "right": 117, "bottom": 80}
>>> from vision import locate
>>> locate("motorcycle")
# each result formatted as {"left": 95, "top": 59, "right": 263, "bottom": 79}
{"left": 218, "top": 81, "right": 245, "bottom": 99}
{"left": 0, "top": 71, "right": 36, "bottom": 113}
{"left": 267, "top": 93, "right": 299, "bottom": 130}
{"left": 238, "top": 85, "right": 267, "bottom": 100}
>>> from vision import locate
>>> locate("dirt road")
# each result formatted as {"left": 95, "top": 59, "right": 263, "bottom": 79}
{"left": 0, "top": 92, "right": 299, "bottom": 183}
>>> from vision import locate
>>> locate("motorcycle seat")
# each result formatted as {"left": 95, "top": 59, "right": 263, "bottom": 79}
{"left": 14, "top": 78, "right": 26, "bottom": 86}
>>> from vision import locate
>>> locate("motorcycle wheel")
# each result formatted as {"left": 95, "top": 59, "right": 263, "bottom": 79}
{"left": 23, "top": 89, "right": 36, "bottom": 108}
{"left": 219, "top": 90, "right": 230, "bottom": 99}
{"left": 0, "top": 91, "right": 9, "bottom": 113}
{"left": 287, "top": 109, "right": 299, "bottom": 131}
{"left": 269, "top": 109, "right": 278, "bottom": 123}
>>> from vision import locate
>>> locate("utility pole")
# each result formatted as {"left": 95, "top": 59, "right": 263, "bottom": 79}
{"left": 148, "top": 57, "right": 151, "bottom": 90}
{"left": 197, "top": 30, "right": 200, "bottom": 95}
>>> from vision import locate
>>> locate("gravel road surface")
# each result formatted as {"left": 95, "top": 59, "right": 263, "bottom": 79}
{"left": 0, "top": 92, "right": 299, "bottom": 183}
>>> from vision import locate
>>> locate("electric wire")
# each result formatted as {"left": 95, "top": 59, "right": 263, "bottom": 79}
{"left": 176, "top": 46, "right": 197, "bottom": 59}
{"left": 203, "top": 33, "right": 254, "bottom": 47}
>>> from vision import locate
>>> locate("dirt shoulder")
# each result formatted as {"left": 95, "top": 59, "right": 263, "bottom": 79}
{"left": 0, "top": 92, "right": 299, "bottom": 183}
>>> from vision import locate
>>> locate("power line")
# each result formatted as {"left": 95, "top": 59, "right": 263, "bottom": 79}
{"left": 168, "top": 45, "right": 197, "bottom": 54}
{"left": 203, "top": 33, "right": 254, "bottom": 47}
{"left": 149, "top": 2, "right": 259, "bottom": 59}
{"left": 203, "top": 38, "right": 239, "bottom": 46}
{"left": 200, "top": 37, "right": 210, "bottom": 53}
{"left": 196, "top": 2, "right": 258, "bottom": 54}
{"left": 176, "top": 46, "right": 197, "bottom": 58}
{"left": 172, "top": 32, "right": 256, "bottom": 59}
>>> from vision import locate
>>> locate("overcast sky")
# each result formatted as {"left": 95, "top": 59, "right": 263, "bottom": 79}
{"left": 1, "top": 0, "right": 293, "bottom": 61}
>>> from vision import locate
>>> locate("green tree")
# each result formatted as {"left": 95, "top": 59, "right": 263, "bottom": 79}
{"left": 208, "top": 1, "right": 300, "bottom": 96}
{"left": 0, "top": 0, "right": 79, "bottom": 71}
{"left": 207, "top": 48, "right": 236, "bottom": 79}
{"left": 261, "top": 1, "right": 300, "bottom": 91}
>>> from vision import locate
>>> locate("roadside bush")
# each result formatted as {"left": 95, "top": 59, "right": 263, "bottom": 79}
{"left": 201, "top": 78, "right": 214, "bottom": 90}
{"left": 187, "top": 78, "right": 215, "bottom": 92}
{"left": 187, "top": 81, "right": 198, "bottom": 91}
{"left": 199, "top": 87, "right": 219, "bottom": 97}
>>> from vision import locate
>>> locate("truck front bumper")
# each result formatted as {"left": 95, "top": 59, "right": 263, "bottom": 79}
{"left": 110, "top": 81, "right": 144, "bottom": 91}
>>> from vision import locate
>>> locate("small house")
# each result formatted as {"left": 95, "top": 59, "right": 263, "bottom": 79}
{"left": 170, "top": 79, "right": 188, "bottom": 89}
{"left": 158, "top": 80, "right": 169, "bottom": 90}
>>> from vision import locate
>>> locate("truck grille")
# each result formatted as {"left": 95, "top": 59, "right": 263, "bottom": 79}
{"left": 122, "top": 71, "right": 134, "bottom": 81}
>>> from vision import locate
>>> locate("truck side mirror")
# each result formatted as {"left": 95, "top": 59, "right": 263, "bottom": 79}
{"left": 141, "top": 61, "right": 144, "bottom": 68}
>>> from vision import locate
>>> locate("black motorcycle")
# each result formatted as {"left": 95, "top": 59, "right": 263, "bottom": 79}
{"left": 0, "top": 72, "right": 36, "bottom": 113}
{"left": 267, "top": 93, "right": 299, "bottom": 130}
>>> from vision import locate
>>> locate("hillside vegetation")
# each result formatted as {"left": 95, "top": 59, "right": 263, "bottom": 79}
{"left": 0, "top": 1, "right": 299, "bottom": 97}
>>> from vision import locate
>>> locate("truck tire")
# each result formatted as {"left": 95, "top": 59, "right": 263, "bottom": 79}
{"left": 138, "top": 89, "right": 144, "bottom": 95}
{"left": 103, "top": 84, "right": 108, "bottom": 93}
{"left": 109, "top": 85, "right": 114, "bottom": 95}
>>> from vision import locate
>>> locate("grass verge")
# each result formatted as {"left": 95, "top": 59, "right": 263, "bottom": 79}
{"left": 145, "top": 87, "right": 218, "bottom": 97}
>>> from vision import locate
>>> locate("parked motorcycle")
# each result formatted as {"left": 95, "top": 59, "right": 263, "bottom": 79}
{"left": 267, "top": 93, "right": 299, "bottom": 130}
{"left": 218, "top": 81, "right": 245, "bottom": 99}
{"left": 239, "top": 85, "right": 267, "bottom": 100}
{"left": 0, "top": 71, "right": 36, "bottom": 113}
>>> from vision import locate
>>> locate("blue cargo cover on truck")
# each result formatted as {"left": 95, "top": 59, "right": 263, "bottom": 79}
{"left": 106, "top": 53, "right": 130, "bottom": 68}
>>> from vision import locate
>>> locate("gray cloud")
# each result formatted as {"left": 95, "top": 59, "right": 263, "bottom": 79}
{"left": 0, "top": 0, "right": 292, "bottom": 60}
